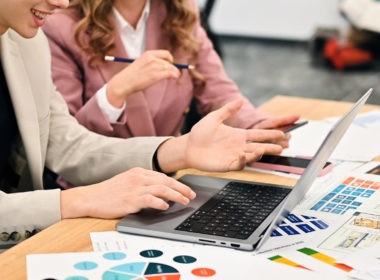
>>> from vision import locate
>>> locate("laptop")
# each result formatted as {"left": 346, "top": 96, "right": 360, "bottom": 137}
{"left": 117, "top": 89, "right": 373, "bottom": 251}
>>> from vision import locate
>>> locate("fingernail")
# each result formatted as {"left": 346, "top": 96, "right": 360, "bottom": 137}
{"left": 190, "top": 190, "right": 196, "bottom": 199}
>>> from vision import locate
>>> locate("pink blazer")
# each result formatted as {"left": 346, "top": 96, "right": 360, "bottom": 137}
{"left": 43, "top": 0, "right": 266, "bottom": 138}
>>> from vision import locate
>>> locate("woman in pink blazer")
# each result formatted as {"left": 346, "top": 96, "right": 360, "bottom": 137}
{"left": 43, "top": 0, "right": 298, "bottom": 139}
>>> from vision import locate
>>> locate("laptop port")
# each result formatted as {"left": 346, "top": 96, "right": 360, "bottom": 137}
{"left": 199, "top": 239, "right": 216, "bottom": 244}
{"left": 231, "top": 243, "right": 240, "bottom": 248}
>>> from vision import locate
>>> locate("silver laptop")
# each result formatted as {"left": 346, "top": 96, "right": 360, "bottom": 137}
{"left": 117, "top": 89, "right": 372, "bottom": 251}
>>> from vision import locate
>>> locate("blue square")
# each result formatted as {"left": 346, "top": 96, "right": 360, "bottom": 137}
{"left": 332, "top": 185, "right": 345, "bottom": 193}
{"left": 271, "top": 229, "right": 282, "bottom": 237}
{"left": 296, "top": 224, "right": 315, "bottom": 233}
{"left": 310, "top": 220, "right": 329, "bottom": 229}
{"left": 311, "top": 201, "right": 326, "bottom": 211}
{"left": 279, "top": 226, "right": 300, "bottom": 235}
{"left": 322, "top": 193, "right": 336, "bottom": 201}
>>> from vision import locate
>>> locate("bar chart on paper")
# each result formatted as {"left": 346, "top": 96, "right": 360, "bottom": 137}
{"left": 298, "top": 248, "right": 353, "bottom": 272}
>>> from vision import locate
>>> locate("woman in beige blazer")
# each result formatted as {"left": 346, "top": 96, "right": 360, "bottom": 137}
{"left": 0, "top": 0, "right": 286, "bottom": 244}
{"left": 43, "top": 0, "right": 299, "bottom": 139}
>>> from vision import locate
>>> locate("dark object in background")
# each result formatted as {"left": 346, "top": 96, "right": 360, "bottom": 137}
{"left": 347, "top": 26, "right": 380, "bottom": 60}
{"left": 309, "top": 27, "right": 340, "bottom": 67}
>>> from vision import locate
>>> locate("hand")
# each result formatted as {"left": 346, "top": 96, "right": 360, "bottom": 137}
{"left": 157, "top": 99, "right": 288, "bottom": 173}
{"left": 252, "top": 114, "right": 300, "bottom": 148}
{"left": 60, "top": 167, "right": 196, "bottom": 219}
{"left": 106, "top": 50, "right": 181, "bottom": 108}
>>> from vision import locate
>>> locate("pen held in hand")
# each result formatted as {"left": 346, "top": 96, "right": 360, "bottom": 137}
{"left": 104, "top": 55, "right": 195, "bottom": 70}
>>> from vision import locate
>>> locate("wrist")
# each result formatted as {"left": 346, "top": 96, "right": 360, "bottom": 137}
{"left": 60, "top": 186, "right": 91, "bottom": 219}
{"left": 156, "top": 135, "right": 188, "bottom": 173}
{"left": 107, "top": 76, "right": 134, "bottom": 108}
{"left": 106, "top": 83, "right": 127, "bottom": 108}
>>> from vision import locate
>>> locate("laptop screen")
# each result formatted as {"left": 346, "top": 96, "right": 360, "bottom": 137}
{"left": 255, "top": 89, "right": 373, "bottom": 251}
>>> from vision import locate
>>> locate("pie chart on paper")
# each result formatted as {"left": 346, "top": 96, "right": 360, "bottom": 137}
{"left": 102, "top": 262, "right": 181, "bottom": 280}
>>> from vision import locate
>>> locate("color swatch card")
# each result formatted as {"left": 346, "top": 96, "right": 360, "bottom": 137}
{"left": 270, "top": 213, "right": 329, "bottom": 237}
{"left": 259, "top": 210, "right": 346, "bottom": 254}
{"left": 304, "top": 175, "right": 380, "bottom": 216}
{"left": 27, "top": 234, "right": 321, "bottom": 280}
{"left": 319, "top": 211, "right": 380, "bottom": 254}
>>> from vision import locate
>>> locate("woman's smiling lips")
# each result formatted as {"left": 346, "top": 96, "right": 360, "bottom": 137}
{"left": 31, "top": 8, "right": 52, "bottom": 27}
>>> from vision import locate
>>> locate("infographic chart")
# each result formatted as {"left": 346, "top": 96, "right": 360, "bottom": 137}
{"left": 271, "top": 213, "right": 329, "bottom": 237}
{"left": 309, "top": 176, "right": 380, "bottom": 215}
{"left": 27, "top": 249, "right": 216, "bottom": 280}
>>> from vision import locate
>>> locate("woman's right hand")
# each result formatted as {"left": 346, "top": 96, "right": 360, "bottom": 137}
{"left": 106, "top": 50, "right": 181, "bottom": 108}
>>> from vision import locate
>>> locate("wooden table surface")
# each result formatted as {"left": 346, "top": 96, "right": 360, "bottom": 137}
{"left": 1, "top": 95, "right": 379, "bottom": 279}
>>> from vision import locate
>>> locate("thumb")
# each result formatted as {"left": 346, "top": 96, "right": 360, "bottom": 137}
{"left": 212, "top": 99, "right": 244, "bottom": 123}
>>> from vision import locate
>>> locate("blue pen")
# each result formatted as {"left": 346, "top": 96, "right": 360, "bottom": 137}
{"left": 104, "top": 55, "right": 195, "bottom": 70}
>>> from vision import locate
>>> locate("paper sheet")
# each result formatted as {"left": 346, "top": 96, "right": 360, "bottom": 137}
{"left": 339, "top": 244, "right": 380, "bottom": 280}
{"left": 27, "top": 232, "right": 325, "bottom": 280}
{"left": 319, "top": 211, "right": 380, "bottom": 254}
{"left": 282, "top": 114, "right": 380, "bottom": 162}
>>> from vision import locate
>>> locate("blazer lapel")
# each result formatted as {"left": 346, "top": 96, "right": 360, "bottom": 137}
{"left": 142, "top": 0, "right": 170, "bottom": 125}
{"left": 1, "top": 33, "right": 43, "bottom": 187}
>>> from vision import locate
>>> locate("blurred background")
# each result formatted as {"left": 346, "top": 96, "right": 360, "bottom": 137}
{"left": 198, "top": 0, "right": 380, "bottom": 105}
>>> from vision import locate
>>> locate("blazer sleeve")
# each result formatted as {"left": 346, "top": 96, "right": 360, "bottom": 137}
{"left": 0, "top": 189, "right": 61, "bottom": 231}
{"left": 42, "top": 14, "right": 122, "bottom": 136}
{"left": 45, "top": 84, "right": 169, "bottom": 185}
{"left": 189, "top": 0, "right": 267, "bottom": 128}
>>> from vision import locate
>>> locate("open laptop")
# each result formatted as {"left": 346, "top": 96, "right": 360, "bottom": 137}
{"left": 117, "top": 89, "right": 373, "bottom": 251}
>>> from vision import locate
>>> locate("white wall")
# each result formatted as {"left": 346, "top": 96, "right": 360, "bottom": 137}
{"left": 203, "top": 0, "right": 348, "bottom": 40}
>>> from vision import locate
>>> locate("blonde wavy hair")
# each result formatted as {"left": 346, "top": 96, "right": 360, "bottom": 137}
{"left": 71, "top": 0, "right": 203, "bottom": 80}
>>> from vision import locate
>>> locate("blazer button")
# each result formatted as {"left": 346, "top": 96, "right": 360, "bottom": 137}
{"left": 10, "top": 231, "right": 21, "bottom": 241}
{"left": 24, "top": 230, "right": 33, "bottom": 239}
{"left": 184, "top": 107, "right": 190, "bottom": 115}
{"left": 31, "top": 229, "right": 40, "bottom": 236}
{"left": 0, "top": 232, "right": 10, "bottom": 241}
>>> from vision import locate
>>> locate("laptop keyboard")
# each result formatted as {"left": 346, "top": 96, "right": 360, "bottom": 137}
{"left": 175, "top": 181, "right": 291, "bottom": 240}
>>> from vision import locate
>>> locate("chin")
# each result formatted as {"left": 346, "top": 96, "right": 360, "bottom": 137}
{"left": 16, "top": 28, "right": 39, "bottom": 39}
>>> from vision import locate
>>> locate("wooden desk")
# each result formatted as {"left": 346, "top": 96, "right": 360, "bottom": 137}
{"left": 1, "top": 95, "right": 379, "bottom": 279}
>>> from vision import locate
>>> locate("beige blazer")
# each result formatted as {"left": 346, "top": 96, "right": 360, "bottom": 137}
{"left": 0, "top": 29, "right": 168, "bottom": 232}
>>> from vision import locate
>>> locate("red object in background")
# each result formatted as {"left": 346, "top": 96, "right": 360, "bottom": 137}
{"left": 323, "top": 39, "right": 373, "bottom": 70}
